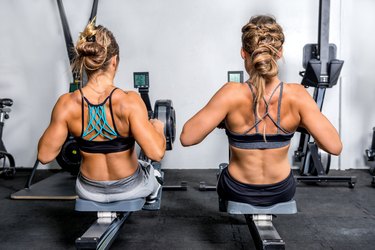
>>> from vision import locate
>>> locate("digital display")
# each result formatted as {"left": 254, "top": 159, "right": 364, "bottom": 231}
{"left": 227, "top": 71, "right": 244, "bottom": 83}
{"left": 133, "top": 72, "right": 149, "bottom": 88}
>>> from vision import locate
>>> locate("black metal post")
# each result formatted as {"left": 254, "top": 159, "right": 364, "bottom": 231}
{"left": 295, "top": 0, "right": 356, "bottom": 187}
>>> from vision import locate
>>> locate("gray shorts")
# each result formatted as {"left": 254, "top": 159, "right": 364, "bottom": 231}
{"left": 76, "top": 160, "right": 160, "bottom": 202}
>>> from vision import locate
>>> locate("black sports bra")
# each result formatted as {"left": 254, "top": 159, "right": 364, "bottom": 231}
{"left": 75, "top": 88, "right": 135, "bottom": 154}
{"left": 225, "top": 82, "right": 294, "bottom": 149}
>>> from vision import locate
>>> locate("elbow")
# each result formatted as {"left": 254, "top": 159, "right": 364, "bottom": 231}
{"left": 147, "top": 150, "right": 165, "bottom": 162}
{"left": 180, "top": 123, "right": 203, "bottom": 147}
{"left": 321, "top": 140, "right": 343, "bottom": 156}
{"left": 152, "top": 154, "right": 164, "bottom": 162}
{"left": 37, "top": 140, "right": 56, "bottom": 165}
{"left": 180, "top": 134, "right": 189, "bottom": 147}
{"left": 154, "top": 147, "right": 165, "bottom": 162}
{"left": 37, "top": 151, "right": 54, "bottom": 165}
{"left": 145, "top": 144, "right": 166, "bottom": 162}
{"left": 180, "top": 130, "right": 195, "bottom": 147}
{"left": 330, "top": 141, "right": 343, "bottom": 156}
{"left": 180, "top": 125, "right": 190, "bottom": 147}
{"left": 180, "top": 136, "right": 199, "bottom": 147}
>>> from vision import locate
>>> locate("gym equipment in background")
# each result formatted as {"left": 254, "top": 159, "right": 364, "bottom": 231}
{"left": 133, "top": 72, "right": 187, "bottom": 191}
{"left": 293, "top": 0, "right": 356, "bottom": 188}
{"left": 365, "top": 128, "right": 375, "bottom": 187}
{"left": 227, "top": 71, "right": 244, "bottom": 83}
{"left": 133, "top": 72, "right": 176, "bottom": 151}
{"left": 0, "top": 98, "right": 16, "bottom": 178}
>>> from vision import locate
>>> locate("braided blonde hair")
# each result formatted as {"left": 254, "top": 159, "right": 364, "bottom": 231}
{"left": 72, "top": 18, "right": 120, "bottom": 80}
{"left": 241, "top": 15, "right": 284, "bottom": 118}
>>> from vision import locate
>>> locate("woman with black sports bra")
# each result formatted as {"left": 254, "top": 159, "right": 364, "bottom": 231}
{"left": 38, "top": 21, "right": 166, "bottom": 203}
{"left": 180, "top": 15, "right": 342, "bottom": 206}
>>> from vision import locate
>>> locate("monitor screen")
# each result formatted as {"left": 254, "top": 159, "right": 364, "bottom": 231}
{"left": 133, "top": 72, "right": 149, "bottom": 88}
{"left": 227, "top": 71, "right": 244, "bottom": 83}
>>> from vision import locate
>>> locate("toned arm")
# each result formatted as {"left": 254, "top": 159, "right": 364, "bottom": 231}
{"left": 38, "top": 95, "right": 70, "bottom": 164}
{"left": 127, "top": 92, "right": 166, "bottom": 161}
{"left": 296, "top": 86, "right": 342, "bottom": 155}
{"left": 180, "top": 83, "right": 233, "bottom": 146}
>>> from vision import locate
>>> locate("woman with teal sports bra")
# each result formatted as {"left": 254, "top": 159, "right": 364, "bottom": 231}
{"left": 180, "top": 15, "right": 342, "bottom": 206}
{"left": 38, "top": 21, "right": 165, "bottom": 203}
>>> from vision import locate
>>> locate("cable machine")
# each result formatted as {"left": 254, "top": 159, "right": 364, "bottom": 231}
{"left": 293, "top": 0, "right": 356, "bottom": 188}
{"left": 11, "top": 0, "right": 99, "bottom": 200}
{"left": 0, "top": 98, "right": 15, "bottom": 177}
{"left": 365, "top": 129, "right": 375, "bottom": 186}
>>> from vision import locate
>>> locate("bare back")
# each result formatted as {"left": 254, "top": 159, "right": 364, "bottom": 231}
{"left": 225, "top": 81, "right": 301, "bottom": 184}
{"left": 66, "top": 87, "right": 138, "bottom": 181}
{"left": 180, "top": 79, "right": 341, "bottom": 185}
{"left": 38, "top": 85, "right": 166, "bottom": 181}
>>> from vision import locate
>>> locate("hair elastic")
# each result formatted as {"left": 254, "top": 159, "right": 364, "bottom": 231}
{"left": 86, "top": 36, "right": 96, "bottom": 42}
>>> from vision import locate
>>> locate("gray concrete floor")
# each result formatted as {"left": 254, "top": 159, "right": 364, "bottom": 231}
{"left": 0, "top": 169, "right": 374, "bottom": 249}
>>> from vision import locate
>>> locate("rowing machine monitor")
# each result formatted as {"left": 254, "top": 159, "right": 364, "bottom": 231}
{"left": 134, "top": 72, "right": 149, "bottom": 89}
{"left": 228, "top": 71, "right": 244, "bottom": 83}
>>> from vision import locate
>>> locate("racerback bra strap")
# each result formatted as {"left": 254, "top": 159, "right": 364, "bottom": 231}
{"left": 79, "top": 87, "right": 119, "bottom": 141}
{"left": 244, "top": 82, "right": 289, "bottom": 135}
{"left": 276, "top": 82, "right": 283, "bottom": 133}
{"left": 108, "top": 88, "right": 119, "bottom": 134}
{"left": 225, "top": 82, "right": 294, "bottom": 150}
{"left": 246, "top": 83, "right": 259, "bottom": 133}
{"left": 79, "top": 88, "right": 85, "bottom": 137}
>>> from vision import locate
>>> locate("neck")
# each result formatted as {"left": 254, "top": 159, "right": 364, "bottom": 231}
{"left": 265, "top": 77, "right": 281, "bottom": 90}
{"left": 86, "top": 72, "right": 114, "bottom": 92}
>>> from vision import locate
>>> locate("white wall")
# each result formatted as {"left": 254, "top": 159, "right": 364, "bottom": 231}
{"left": 0, "top": 0, "right": 372, "bottom": 170}
{"left": 340, "top": 0, "right": 375, "bottom": 170}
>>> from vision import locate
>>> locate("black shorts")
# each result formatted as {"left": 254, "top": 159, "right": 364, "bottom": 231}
{"left": 217, "top": 167, "right": 296, "bottom": 206}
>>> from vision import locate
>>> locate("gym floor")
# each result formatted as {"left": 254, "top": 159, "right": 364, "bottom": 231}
{"left": 0, "top": 169, "right": 374, "bottom": 250}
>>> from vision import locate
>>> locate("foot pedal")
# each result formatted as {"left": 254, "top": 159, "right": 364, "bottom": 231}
{"left": 199, "top": 181, "right": 216, "bottom": 191}
{"left": 143, "top": 171, "right": 164, "bottom": 211}
{"left": 143, "top": 186, "right": 162, "bottom": 211}
{"left": 163, "top": 181, "right": 188, "bottom": 191}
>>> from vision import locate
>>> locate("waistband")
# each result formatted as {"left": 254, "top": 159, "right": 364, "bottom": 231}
{"left": 78, "top": 164, "right": 141, "bottom": 188}
{"left": 224, "top": 167, "right": 294, "bottom": 190}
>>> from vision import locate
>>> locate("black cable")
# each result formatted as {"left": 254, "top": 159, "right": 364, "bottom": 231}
{"left": 56, "top": 0, "right": 100, "bottom": 77}
{"left": 25, "top": 159, "right": 40, "bottom": 189}
{"left": 56, "top": 0, "right": 75, "bottom": 64}
{"left": 89, "top": 0, "right": 99, "bottom": 23}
